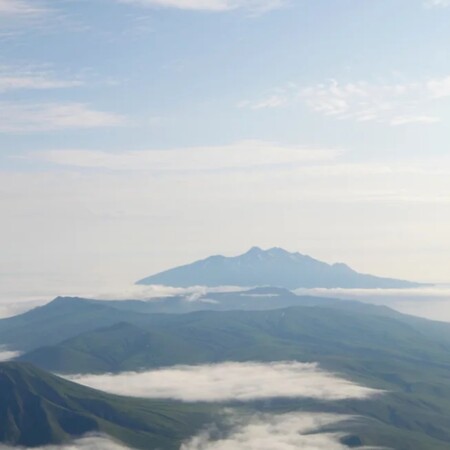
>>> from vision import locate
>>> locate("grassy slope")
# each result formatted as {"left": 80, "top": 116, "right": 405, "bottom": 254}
{"left": 6, "top": 293, "right": 450, "bottom": 448}
{"left": 1, "top": 361, "right": 449, "bottom": 450}
{"left": 17, "top": 305, "right": 450, "bottom": 449}
{"left": 0, "top": 362, "right": 214, "bottom": 449}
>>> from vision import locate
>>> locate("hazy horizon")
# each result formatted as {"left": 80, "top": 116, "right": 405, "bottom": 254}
{"left": 1, "top": 0, "right": 450, "bottom": 297}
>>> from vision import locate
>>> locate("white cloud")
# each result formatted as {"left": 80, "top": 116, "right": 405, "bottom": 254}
{"left": 84, "top": 284, "right": 242, "bottom": 301}
{"left": 31, "top": 141, "right": 340, "bottom": 171}
{"left": 389, "top": 115, "right": 440, "bottom": 126}
{"left": 0, "top": 434, "right": 130, "bottom": 450}
{"left": 0, "top": 103, "right": 126, "bottom": 132}
{"left": 117, "top": 0, "right": 285, "bottom": 13}
{"left": 0, "top": 415, "right": 384, "bottom": 450}
{"left": 66, "top": 362, "right": 380, "bottom": 402}
{"left": 0, "top": 66, "right": 83, "bottom": 92}
{"left": 295, "top": 286, "right": 450, "bottom": 322}
{"left": 238, "top": 94, "right": 288, "bottom": 110}
{"left": 425, "top": 0, "right": 450, "bottom": 7}
{"left": 182, "top": 412, "right": 382, "bottom": 450}
{"left": 0, "top": 346, "right": 21, "bottom": 361}
{"left": 241, "top": 76, "right": 450, "bottom": 125}
{"left": 0, "top": 0, "right": 45, "bottom": 17}
{"left": 301, "top": 79, "right": 444, "bottom": 125}
{"left": 0, "top": 285, "right": 242, "bottom": 320}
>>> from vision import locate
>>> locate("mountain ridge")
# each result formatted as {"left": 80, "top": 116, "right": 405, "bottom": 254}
{"left": 136, "top": 247, "right": 425, "bottom": 289}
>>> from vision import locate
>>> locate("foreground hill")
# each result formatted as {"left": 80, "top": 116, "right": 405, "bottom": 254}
{"left": 2, "top": 362, "right": 446, "bottom": 450}
{"left": 0, "top": 362, "right": 213, "bottom": 449}
{"left": 136, "top": 246, "right": 423, "bottom": 288}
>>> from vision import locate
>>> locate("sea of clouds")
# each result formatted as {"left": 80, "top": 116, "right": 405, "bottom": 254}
{"left": 181, "top": 411, "right": 385, "bottom": 450}
{"left": 0, "top": 414, "right": 386, "bottom": 450}
{"left": 0, "top": 296, "right": 388, "bottom": 449}
{"left": 66, "top": 361, "right": 380, "bottom": 402}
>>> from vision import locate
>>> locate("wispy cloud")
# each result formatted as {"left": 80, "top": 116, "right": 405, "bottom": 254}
{"left": 66, "top": 362, "right": 380, "bottom": 402}
{"left": 117, "top": 0, "right": 285, "bottom": 13}
{"left": 389, "top": 115, "right": 440, "bottom": 126}
{"left": 240, "top": 76, "right": 450, "bottom": 125}
{"left": 0, "top": 102, "right": 126, "bottom": 132}
{"left": 182, "top": 412, "right": 381, "bottom": 450}
{"left": 31, "top": 141, "right": 340, "bottom": 171}
{"left": 0, "top": 66, "right": 84, "bottom": 92}
{"left": 0, "top": 0, "right": 46, "bottom": 17}
{"left": 301, "top": 79, "right": 445, "bottom": 125}
{"left": 425, "top": 0, "right": 450, "bottom": 7}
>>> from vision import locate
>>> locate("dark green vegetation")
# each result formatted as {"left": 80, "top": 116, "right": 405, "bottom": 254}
{"left": 3, "top": 288, "right": 450, "bottom": 449}
{"left": 137, "top": 246, "right": 424, "bottom": 288}
{"left": 0, "top": 287, "right": 343, "bottom": 351}
{"left": 1, "top": 362, "right": 440, "bottom": 450}
{"left": 0, "top": 362, "right": 214, "bottom": 449}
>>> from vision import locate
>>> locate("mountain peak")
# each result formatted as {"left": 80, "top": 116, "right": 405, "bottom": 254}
{"left": 137, "top": 247, "right": 424, "bottom": 289}
{"left": 244, "top": 246, "right": 264, "bottom": 255}
{"left": 242, "top": 247, "right": 297, "bottom": 259}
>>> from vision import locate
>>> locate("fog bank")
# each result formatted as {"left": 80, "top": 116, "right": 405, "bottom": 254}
{"left": 66, "top": 361, "right": 380, "bottom": 402}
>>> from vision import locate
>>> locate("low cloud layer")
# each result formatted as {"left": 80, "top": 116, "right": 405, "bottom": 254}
{"left": 0, "top": 434, "right": 129, "bottom": 450}
{"left": 182, "top": 411, "right": 382, "bottom": 450}
{"left": 295, "top": 286, "right": 450, "bottom": 322}
{"left": 0, "top": 416, "right": 385, "bottom": 450}
{"left": 0, "top": 346, "right": 21, "bottom": 362}
{"left": 0, "top": 102, "right": 125, "bottom": 133}
{"left": 0, "top": 284, "right": 241, "bottom": 319}
{"left": 66, "top": 361, "right": 380, "bottom": 402}
{"left": 34, "top": 141, "right": 339, "bottom": 172}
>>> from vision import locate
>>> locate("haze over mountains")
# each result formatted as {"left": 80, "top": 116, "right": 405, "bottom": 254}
{"left": 3, "top": 288, "right": 450, "bottom": 449}
{"left": 137, "top": 247, "right": 424, "bottom": 289}
{"left": 0, "top": 248, "right": 444, "bottom": 449}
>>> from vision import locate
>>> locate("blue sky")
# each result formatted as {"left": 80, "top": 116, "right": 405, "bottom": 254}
{"left": 1, "top": 0, "right": 450, "bottom": 299}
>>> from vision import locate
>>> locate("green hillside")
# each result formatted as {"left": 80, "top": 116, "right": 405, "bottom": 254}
{"left": 6, "top": 293, "right": 450, "bottom": 448}
{"left": 3, "top": 287, "right": 450, "bottom": 354}
{"left": 1, "top": 361, "right": 450, "bottom": 450}
{"left": 16, "top": 304, "right": 450, "bottom": 449}
{"left": 0, "top": 289, "right": 337, "bottom": 351}
{"left": 0, "top": 362, "right": 214, "bottom": 449}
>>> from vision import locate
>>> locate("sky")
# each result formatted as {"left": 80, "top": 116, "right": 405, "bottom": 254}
{"left": 1, "top": 0, "right": 450, "bottom": 302}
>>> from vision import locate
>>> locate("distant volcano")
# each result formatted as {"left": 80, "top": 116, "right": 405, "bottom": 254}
{"left": 137, "top": 247, "right": 424, "bottom": 289}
